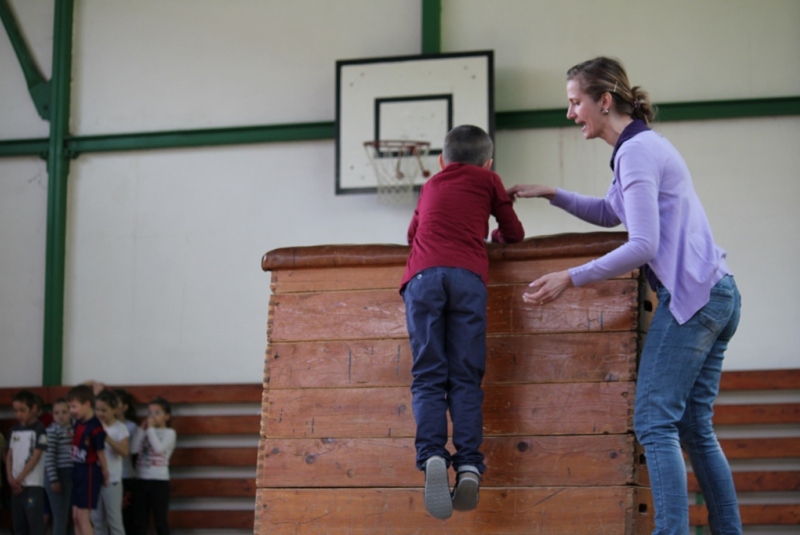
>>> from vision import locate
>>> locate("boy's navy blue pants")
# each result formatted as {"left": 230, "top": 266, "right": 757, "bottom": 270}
{"left": 402, "top": 266, "right": 487, "bottom": 474}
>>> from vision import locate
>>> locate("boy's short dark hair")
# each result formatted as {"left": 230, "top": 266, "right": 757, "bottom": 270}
{"left": 12, "top": 389, "right": 37, "bottom": 409}
{"left": 52, "top": 397, "right": 68, "bottom": 406}
{"left": 442, "top": 125, "right": 493, "bottom": 167}
{"left": 66, "top": 384, "right": 95, "bottom": 405}
{"left": 32, "top": 394, "right": 45, "bottom": 410}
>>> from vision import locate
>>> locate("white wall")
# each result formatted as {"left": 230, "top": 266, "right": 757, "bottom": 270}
{"left": 72, "top": 0, "right": 423, "bottom": 134}
{"left": 444, "top": 0, "right": 800, "bottom": 109}
{"left": 1, "top": 0, "right": 798, "bottom": 387}
{"left": 0, "top": 158, "right": 47, "bottom": 386}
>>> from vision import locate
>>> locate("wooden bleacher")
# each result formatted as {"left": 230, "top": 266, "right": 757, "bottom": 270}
{"left": 0, "top": 384, "right": 261, "bottom": 532}
{"left": 687, "top": 369, "right": 800, "bottom": 529}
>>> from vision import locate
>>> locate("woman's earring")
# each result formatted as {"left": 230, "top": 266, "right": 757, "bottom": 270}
{"left": 602, "top": 109, "right": 609, "bottom": 115}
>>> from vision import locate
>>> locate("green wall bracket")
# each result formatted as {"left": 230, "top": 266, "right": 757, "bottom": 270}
{"left": 0, "top": 0, "right": 51, "bottom": 120}
{"left": 421, "top": 0, "right": 441, "bottom": 54}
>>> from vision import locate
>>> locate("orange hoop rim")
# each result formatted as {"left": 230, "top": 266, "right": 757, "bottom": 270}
{"left": 363, "top": 140, "right": 431, "bottom": 153}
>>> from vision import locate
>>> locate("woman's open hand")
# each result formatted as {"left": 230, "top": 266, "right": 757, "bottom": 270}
{"left": 523, "top": 270, "right": 573, "bottom": 305}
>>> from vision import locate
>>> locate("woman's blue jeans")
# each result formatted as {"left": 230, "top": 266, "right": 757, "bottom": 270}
{"left": 634, "top": 275, "right": 742, "bottom": 535}
{"left": 402, "top": 267, "right": 487, "bottom": 473}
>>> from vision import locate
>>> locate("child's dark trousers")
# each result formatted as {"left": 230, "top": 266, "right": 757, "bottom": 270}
{"left": 403, "top": 266, "right": 487, "bottom": 473}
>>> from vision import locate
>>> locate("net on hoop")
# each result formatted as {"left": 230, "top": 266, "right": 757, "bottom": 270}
{"left": 364, "top": 140, "right": 431, "bottom": 205}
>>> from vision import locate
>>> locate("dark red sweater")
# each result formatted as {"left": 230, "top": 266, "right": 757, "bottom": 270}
{"left": 400, "top": 163, "right": 525, "bottom": 290}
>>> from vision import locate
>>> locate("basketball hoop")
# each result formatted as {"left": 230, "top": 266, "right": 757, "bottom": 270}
{"left": 363, "top": 140, "right": 432, "bottom": 205}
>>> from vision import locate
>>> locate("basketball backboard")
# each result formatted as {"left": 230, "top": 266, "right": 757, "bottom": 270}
{"left": 336, "top": 51, "right": 494, "bottom": 195}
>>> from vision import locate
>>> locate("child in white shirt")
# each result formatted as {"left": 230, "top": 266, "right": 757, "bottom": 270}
{"left": 6, "top": 390, "right": 48, "bottom": 535}
{"left": 91, "top": 391, "right": 130, "bottom": 535}
{"left": 130, "top": 397, "right": 176, "bottom": 535}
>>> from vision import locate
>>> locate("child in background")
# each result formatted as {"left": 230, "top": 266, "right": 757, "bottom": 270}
{"left": 6, "top": 390, "right": 48, "bottom": 535}
{"left": 114, "top": 388, "right": 140, "bottom": 535}
{"left": 131, "top": 397, "right": 176, "bottom": 535}
{"left": 44, "top": 398, "right": 74, "bottom": 535}
{"left": 31, "top": 394, "right": 54, "bottom": 533}
{"left": 400, "top": 125, "right": 524, "bottom": 519}
{"left": 0, "top": 431, "right": 7, "bottom": 510}
{"left": 92, "top": 391, "right": 129, "bottom": 535}
{"left": 67, "top": 384, "right": 109, "bottom": 535}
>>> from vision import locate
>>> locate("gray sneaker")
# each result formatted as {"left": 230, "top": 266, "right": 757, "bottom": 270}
{"left": 423, "top": 456, "right": 452, "bottom": 519}
{"left": 451, "top": 466, "right": 480, "bottom": 511}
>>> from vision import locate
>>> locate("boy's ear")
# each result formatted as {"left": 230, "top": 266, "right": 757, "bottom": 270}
{"left": 438, "top": 154, "right": 446, "bottom": 170}
{"left": 482, "top": 158, "right": 493, "bottom": 170}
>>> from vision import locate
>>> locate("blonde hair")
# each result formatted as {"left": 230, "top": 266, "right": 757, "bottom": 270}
{"left": 567, "top": 57, "right": 656, "bottom": 125}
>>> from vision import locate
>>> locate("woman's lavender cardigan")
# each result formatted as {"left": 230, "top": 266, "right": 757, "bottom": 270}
{"left": 552, "top": 124, "right": 730, "bottom": 325}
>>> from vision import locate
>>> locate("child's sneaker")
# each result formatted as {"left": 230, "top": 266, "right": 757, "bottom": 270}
{"left": 423, "top": 456, "right": 452, "bottom": 519}
{"left": 451, "top": 465, "right": 480, "bottom": 511}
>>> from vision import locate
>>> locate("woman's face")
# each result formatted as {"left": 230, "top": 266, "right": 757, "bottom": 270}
{"left": 566, "top": 78, "right": 606, "bottom": 141}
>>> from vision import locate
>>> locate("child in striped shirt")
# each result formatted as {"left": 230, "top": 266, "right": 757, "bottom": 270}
{"left": 44, "top": 399, "right": 73, "bottom": 535}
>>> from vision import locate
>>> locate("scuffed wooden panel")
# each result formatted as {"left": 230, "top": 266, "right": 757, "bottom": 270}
{"left": 256, "top": 434, "right": 635, "bottom": 488}
{"left": 273, "top": 265, "right": 406, "bottom": 294}
{"left": 255, "top": 487, "right": 634, "bottom": 535}
{"left": 262, "top": 382, "right": 634, "bottom": 439}
{"left": 269, "top": 280, "right": 638, "bottom": 343}
{"left": 266, "top": 332, "right": 638, "bottom": 389}
{"left": 270, "top": 257, "right": 636, "bottom": 294}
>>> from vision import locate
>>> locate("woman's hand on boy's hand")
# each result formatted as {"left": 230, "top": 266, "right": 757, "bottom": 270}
{"left": 507, "top": 184, "right": 557, "bottom": 201}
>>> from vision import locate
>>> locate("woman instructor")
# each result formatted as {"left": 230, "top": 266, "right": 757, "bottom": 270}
{"left": 508, "top": 57, "right": 742, "bottom": 535}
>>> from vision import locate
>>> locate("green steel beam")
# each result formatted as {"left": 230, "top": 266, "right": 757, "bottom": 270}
{"left": 496, "top": 108, "right": 573, "bottom": 129}
{"left": 0, "top": 137, "right": 49, "bottom": 158}
{"left": 656, "top": 96, "right": 800, "bottom": 122}
{"left": 496, "top": 96, "right": 800, "bottom": 130}
{"left": 0, "top": 0, "right": 51, "bottom": 120}
{"left": 67, "top": 121, "right": 335, "bottom": 154}
{"left": 421, "top": 0, "right": 441, "bottom": 54}
{"left": 42, "top": 0, "right": 74, "bottom": 387}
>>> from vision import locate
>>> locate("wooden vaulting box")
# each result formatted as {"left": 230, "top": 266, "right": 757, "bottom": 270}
{"left": 256, "top": 232, "right": 654, "bottom": 534}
